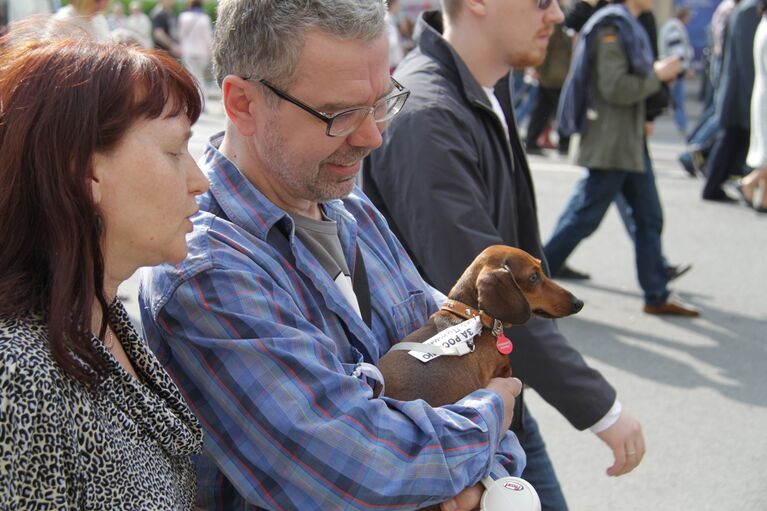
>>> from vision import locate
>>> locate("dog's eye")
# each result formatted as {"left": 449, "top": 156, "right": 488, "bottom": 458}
{"left": 529, "top": 272, "right": 540, "bottom": 284}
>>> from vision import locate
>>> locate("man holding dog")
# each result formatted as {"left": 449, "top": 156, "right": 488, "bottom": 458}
{"left": 140, "top": 1, "right": 525, "bottom": 509}
{"left": 364, "top": 0, "right": 647, "bottom": 509}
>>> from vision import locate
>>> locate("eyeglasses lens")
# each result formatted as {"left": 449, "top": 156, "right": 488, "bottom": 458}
{"left": 328, "top": 93, "right": 408, "bottom": 137}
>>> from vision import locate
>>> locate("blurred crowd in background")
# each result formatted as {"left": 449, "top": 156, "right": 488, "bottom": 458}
{"left": 386, "top": 0, "right": 767, "bottom": 212}
{"left": 0, "top": 0, "right": 216, "bottom": 95}
{"left": 0, "top": 0, "right": 763, "bottom": 212}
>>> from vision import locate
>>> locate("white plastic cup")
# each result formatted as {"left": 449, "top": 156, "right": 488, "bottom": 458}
{"left": 480, "top": 476, "right": 541, "bottom": 511}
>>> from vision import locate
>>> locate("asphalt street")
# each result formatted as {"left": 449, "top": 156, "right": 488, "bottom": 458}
{"left": 121, "top": 90, "right": 766, "bottom": 511}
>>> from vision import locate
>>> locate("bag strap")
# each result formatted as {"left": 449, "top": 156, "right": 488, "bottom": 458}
{"left": 352, "top": 243, "right": 372, "bottom": 327}
{"left": 280, "top": 219, "right": 372, "bottom": 327}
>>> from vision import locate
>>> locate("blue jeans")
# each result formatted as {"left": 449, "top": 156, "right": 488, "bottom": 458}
{"left": 515, "top": 85, "right": 539, "bottom": 124}
{"left": 544, "top": 155, "right": 668, "bottom": 305}
{"left": 687, "top": 104, "right": 718, "bottom": 148}
{"left": 512, "top": 70, "right": 527, "bottom": 104}
{"left": 678, "top": 105, "right": 719, "bottom": 173}
{"left": 511, "top": 69, "right": 539, "bottom": 124}
{"left": 614, "top": 157, "right": 669, "bottom": 269}
{"left": 520, "top": 406, "right": 568, "bottom": 511}
{"left": 671, "top": 77, "right": 687, "bottom": 134}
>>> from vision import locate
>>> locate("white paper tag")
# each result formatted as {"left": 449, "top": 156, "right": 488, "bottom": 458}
{"left": 407, "top": 316, "right": 482, "bottom": 363}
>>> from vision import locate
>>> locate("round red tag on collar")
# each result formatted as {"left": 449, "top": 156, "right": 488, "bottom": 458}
{"left": 496, "top": 332, "right": 513, "bottom": 354}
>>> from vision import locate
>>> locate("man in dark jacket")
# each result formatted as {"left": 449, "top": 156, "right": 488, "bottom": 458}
{"left": 364, "top": 1, "right": 646, "bottom": 509}
{"left": 702, "top": 0, "right": 761, "bottom": 201}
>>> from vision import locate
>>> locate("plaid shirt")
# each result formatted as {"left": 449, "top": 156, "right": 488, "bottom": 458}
{"left": 140, "top": 133, "right": 524, "bottom": 510}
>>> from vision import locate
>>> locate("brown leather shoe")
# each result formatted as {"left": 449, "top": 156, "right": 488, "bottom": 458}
{"left": 643, "top": 293, "right": 700, "bottom": 317}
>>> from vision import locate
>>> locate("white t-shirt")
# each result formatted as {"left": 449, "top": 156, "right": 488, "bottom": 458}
{"left": 178, "top": 10, "right": 212, "bottom": 59}
{"left": 483, "top": 86, "right": 510, "bottom": 137}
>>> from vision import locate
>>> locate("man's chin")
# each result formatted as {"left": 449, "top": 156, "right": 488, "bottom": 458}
{"left": 512, "top": 52, "right": 546, "bottom": 69}
{"left": 313, "top": 179, "right": 358, "bottom": 203}
{"left": 337, "top": 178, "right": 358, "bottom": 198}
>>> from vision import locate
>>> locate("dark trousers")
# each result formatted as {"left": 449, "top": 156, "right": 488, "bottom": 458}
{"left": 524, "top": 86, "right": 568, "bottom": 151}
{"left": 702, "top": 126, "right": 750, "bottom": 198}
{"left": 520, "top": 405, "right": 569, "bottom": 511}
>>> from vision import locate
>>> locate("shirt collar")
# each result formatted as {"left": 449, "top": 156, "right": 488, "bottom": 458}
{"left": 200, "top": 131, "right": 356, "bottom": 241}
{"left": 200, "top": 132, "right": 294, "bottom": 241}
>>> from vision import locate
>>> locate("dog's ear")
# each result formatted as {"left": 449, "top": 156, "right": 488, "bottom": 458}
{"left": 476, "top": 268, "right": 531, "bottom": 324}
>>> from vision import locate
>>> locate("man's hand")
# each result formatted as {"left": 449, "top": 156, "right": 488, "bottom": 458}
{"left": 438, "top": 378, "right": 521, "bottom": 511}
{"left": 653, "top": 56, "right": 683, "bottom": 82}
{"left": 485, "top": 377, "right": 523, "bottom": 431}
{"left": 440, "top": 484, "right": 483, "bottom": 511}
{"left": 644, "top": 121, "right": 655, "bottom": 138}
{"left": 595, "top": 409, "right": 645, "bottom": 476}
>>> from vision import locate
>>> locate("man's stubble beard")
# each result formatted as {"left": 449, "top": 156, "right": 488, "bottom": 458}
{"left": 262, "top": 126, "right": 370, "bottom": 204}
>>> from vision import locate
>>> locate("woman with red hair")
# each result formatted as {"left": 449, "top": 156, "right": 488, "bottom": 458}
{"left": 0, "top": 26, "right": 209, "bottom": 508}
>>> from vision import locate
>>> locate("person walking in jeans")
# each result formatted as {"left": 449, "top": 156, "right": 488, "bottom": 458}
{"left": 524, "top": 24, "right": 572, "bottom": 155}
{"left": 546, "top": 0, "right": 699, "bottom": 316}
{"left": 658, "top": 6, "right": 693, "bottom": 134}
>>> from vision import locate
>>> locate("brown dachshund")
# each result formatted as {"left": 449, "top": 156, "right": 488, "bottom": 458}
{"left": 378, "top": 244, "right": 584, "bottom": 408}
{"left": 376, "top": 245, "right": 583, "bottom": 510}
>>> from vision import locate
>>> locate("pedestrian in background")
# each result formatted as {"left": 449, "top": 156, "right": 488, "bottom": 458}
{"left": 737, "top": 0, "right": 767, "bottom": 212}
{"left": 0, "top": 25, "right": 207, "bottom": 508}
{"left": 107, "top": 2, "right": 127, "bottom": 31}
{"left": 53, "top": 0, "right": 111, "bottom": 41}
{"left": 549, "top": 0, "right": 698, "bottom": 316}
{"left": 524, "top": 23, "right": 572, "bottom": 155}
{"left": 152, "top": 0, "right": 181, "bottom": 58}
{"left": 659, "top": 6, "right": 694, "bottom": 135}
{"left": 676, "top": 0, "right": 739, "bottom": 177}
{"left": 386, "top": 0, "right": 405, "bottom": 72}
{"left": 179, "top": 0, "right": 212, "bottom": 92}
{"left": 702, "top": 0, "right": 761, "bottom": 202}
{"left": 556, "top": 0, "right": 688, "bottom": 283}
{"left": 126, "top": 0, "right": 153, "bottom": 47}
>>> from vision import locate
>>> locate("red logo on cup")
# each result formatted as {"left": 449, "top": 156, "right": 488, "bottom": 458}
{"left": 503, "top": 482, "right": 525, "bottom": 491}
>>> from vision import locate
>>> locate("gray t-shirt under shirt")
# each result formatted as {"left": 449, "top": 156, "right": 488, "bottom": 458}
{"left": 291, "top": 212, "right": 362, "bottom": 318}
{"left": 292, "top": 213, "right": 362, "bottom": 362}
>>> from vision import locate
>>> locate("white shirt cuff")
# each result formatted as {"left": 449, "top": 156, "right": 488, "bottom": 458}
{"left": 589, "top": 399, "right": 622, "bottom": 434}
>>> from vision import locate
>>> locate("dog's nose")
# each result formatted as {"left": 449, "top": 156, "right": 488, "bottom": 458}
{"left": 572, "top": 298, "right": 584, "bottom": 313}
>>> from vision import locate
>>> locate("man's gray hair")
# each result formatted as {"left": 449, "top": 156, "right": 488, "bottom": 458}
{"left": 213, "top": 0, "right": 387, "bottom": 88}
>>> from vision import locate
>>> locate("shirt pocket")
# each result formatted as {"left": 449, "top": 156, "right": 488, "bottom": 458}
{"left": 389, "top": 290, "right": 430, "bottom": 340}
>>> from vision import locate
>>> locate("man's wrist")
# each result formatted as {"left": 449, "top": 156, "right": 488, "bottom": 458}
{"left": 589, "top": 399, "right": 622, "bottom": 433}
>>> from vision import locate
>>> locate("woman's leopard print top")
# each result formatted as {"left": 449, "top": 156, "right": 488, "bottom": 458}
{"left": 0, "top": 300, "right": 203, "bottom": 509}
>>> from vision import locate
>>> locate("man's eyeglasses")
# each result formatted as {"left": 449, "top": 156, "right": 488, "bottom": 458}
{"left": 246, "top": 76, "right": 410, "bottom": 137}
